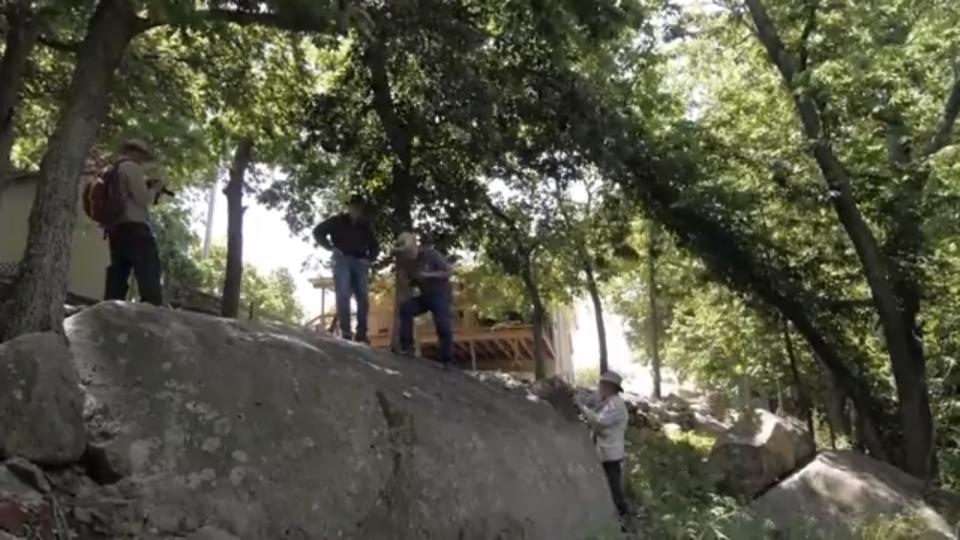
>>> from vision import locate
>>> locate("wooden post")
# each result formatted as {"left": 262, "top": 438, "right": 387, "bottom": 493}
{"left": 470, "top": 340, "right": 477, "bottom": 371}
{"left": 319, "top": 288, "right": 326, "bottom": 331}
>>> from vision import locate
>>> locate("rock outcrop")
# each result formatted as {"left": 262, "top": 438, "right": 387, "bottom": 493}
{"left": 531, "top": 376, "right": 580, "bottom": 421}
{"left": 62, "top": 302, "right": 615, "bottom": 540}
{"left": 0, "top": 333, "right": 85, "bottom": 465}
{"left": 706, "top": 408, "right": 814, "bottom": 498}
{"left": 752, "top": 451, "right": 956, "bottom": 539}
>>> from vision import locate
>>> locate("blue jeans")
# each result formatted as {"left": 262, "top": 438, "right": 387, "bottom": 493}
{"left": 399, "top": 289, "right": 454, "bottom": 365}
{"left": 333, "top": 254, "right": 370, "bottom": 339}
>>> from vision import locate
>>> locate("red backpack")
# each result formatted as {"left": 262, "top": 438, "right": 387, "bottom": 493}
{"left": 82, "top": 159, "right": 129, "bottom": 226}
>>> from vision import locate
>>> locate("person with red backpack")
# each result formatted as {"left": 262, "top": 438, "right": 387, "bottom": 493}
{"left": 87, "top": 139, "right": 166, "bottom": 306}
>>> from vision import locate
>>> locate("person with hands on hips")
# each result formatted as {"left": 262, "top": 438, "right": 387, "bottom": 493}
{"left": 313, "top": 195, "right": 380, "bottom": 344}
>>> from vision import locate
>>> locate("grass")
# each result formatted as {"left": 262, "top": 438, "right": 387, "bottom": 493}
{"left": 853, "top": 514, "right": 941, "bottom": 540}
{"left": 623, "top": 427, "right": 772, "bottom": 539}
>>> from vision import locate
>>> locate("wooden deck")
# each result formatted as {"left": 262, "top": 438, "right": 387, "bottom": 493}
{"left": 309, "top": 310, "right": 557, "bottom": 375}
{"left": 308, "top": 276, "right": 568, "bottom": 377}
{"left": 369, "top": 323, "right": 555, "bottom": 371}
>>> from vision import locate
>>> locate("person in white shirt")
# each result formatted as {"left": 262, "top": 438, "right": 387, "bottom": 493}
{"left": 579, "top": 371, "right": 630, "bottom": 525}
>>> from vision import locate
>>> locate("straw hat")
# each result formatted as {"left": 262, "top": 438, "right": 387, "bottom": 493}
{"left": 120, "top": 138, "right": 155, "bottom": 159}
{"left": 347, "top": 194, "right": 366, "bottom": 208}
{"left": 599, "top": 371, "right": 624, "bottom": 392}
{"left": 393, "top": 231, "right": 418, "bottom": 252}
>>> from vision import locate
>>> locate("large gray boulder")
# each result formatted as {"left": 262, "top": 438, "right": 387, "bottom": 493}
{"left": 65, "top": 302, "right": 616, "bottom": 540}
{"left": 0, "top": 332, "right": 85, "bottom": 465}
{"left": 752, "top": 451, "right": 956, "bottom": 539}
{"left": 706, "top": 408, "right": 814, "bottom": 498}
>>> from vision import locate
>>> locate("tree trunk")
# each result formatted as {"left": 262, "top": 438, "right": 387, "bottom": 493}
{"left": 0, "top": 0, "right": 142, "bottom": 342}
{"left": 521, "top": 261, "right": 547, "bottom": 380}
{"left": 827, "top": 414, "right": 837, "bottom": 450}
{"left": 745, "top": 0, "right": 934, "bottom": 479}
{"left": 220, "top": 138, "right": 253, "bottom": 319}
{"left": 825, "top": 380, "right": 852, "bottom": 443}
{"left": 784, "top": 319, "right": 815, "bottom": 444}
{"left": 583, "top": 256, "right": 609, "bottom": 374}
{"left": 647, "top": 222, "right": 662, "bottom": 399}
{"left": 775, "top": 377, "right": 784, "bottom": 415}
{"left": 363, "top": 35, "right": 417, "bottom": 352}
{"left": 0, "top": 0, "right": 39, "bottom": 182}
{"left": 389, "top": 168, "right": 414, "bottom": 352}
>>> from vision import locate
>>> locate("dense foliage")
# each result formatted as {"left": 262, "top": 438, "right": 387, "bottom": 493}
{"left": 153, "top": 203, "right": 304, "bottom": 324}
{"left": 605, "top": 0, "right": 960, "bottom": 484}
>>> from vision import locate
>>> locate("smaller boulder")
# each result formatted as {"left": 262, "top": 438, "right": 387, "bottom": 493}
{"left": 698, "top": 392, "right": 732, "bottom": 420}
{"left": 0, "top": 465, "right": 39, "bottom": 502}
{"left": 624, "top": 399, "right": 661, "bottom": 431}
{"left": 647, "top": 400, "right": 696, "bottom": 431}
{"left": 706, "top": 409, "right": 814, "bottom": 498}
{"left": 692, "top": 412, "right": 731, "bottom": 438}
{"left": 752, "top": 451, "right": 955, "bottom": 539}
{"left": 663, "top": 393, "right": 691, "bottom": 413}
{"left": 632, "top": 397, "right": 652, "bottom": 414}
{"left": 0, "top": 333, "right": 85, "bottom": 465}
{"left": 4, "top": 458, "right": 49, "bottom": 494}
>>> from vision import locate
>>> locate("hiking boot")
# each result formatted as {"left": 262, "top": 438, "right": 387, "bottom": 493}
{"left": 354, "top": 335, "right": 370, "bottom": 346}
{"left": 391, "top": 346, "right": 415, "bottom": 358}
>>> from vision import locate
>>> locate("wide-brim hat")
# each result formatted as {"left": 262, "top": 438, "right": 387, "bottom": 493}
{"left": 393, "top": 231, "right": 417, "bottom": 252}
{"left": 599, "top": 371, "right": 624, "bottom": 392}
{"left": 120, "top": 138, "right": 155, "bottom": 159}
{"left": 347, "top": 194, "right": 366, "bottom": 208}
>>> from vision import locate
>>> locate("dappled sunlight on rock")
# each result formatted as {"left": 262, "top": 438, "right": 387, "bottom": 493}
{"left": 752, "top": 451, "right": 955, "bottom": 539}
{"left": 55, "top": 303, "right": 615, "bottom": 539}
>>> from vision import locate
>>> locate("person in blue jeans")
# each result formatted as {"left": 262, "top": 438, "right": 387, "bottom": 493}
{"left": 313, "top": 196, "right": 379, "bottom": 343}
{"left": 393, "top": 232, "right": 455, "bottom": 367}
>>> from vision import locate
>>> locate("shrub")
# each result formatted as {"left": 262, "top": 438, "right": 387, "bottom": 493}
{"left": 623, "top": 428, "right": 771, "bottom": 539}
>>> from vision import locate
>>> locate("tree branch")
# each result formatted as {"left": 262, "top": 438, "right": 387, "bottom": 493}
{"left": 157, "top": 8, "right": 337, "bottom": 34}
{"left": 362, "top": 37, "right": 412, "bottom": 160}
{"left": 37, "top": 35, "right": 80, "bottom": 53}
{"left": 797, "top": 0, "right": 819, "bottom": 70}
{"left": 744, "top": 0, "right": 800, "bottom": 83}
{"left": 925, "top": 71, "right": 960, "bottom": 157}
{"left": 883, "top": 114, "right": 912, "bottom": 168}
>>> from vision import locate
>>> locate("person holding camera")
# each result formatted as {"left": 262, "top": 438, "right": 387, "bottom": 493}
{"left": 102, "top": 138, "right": 167, "bottom": 306}
{"left": 578, "top": 371, "right": 631, "bottom": 529}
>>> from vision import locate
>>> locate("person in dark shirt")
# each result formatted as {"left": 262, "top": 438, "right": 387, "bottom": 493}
{"left": 393, "top": 231, "right": 455, "bottom": 368}
{"left": 313, "top": 196, "right": 380, "bottom": 343}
